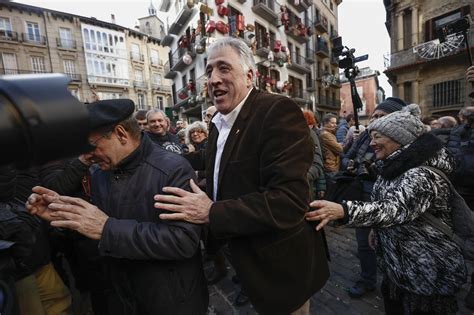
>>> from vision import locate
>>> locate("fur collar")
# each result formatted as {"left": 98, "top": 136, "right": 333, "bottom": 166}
{"left": 378, "top": 133, "right": 444, "bottom": 180}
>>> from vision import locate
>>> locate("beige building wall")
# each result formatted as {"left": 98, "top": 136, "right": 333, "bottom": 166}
{"left": 0, "top": 5, "right": 50, "bottom": 73}
{"left": 0, "top": 1, "right": 172, "bottom": 110}
{"left": 126, "top": 30, "right": 173, "bottom": 110}
{"left": 44, "top": 11, "right": 88, "bottom": 100}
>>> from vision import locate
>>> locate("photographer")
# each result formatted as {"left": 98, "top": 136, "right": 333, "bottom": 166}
{"left": 446, "top": 105, "right": 474, "bottom": 309}
{"left": 338, "top": 97, "right": 406, "bottom": 298}
{"left": 0, "top": 165, "right": 71, "bottom": 315}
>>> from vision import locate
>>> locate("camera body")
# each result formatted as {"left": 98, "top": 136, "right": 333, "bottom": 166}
{"left": 437, "top": 16, "right": 470, "bottom": 43}
{"left": 331, "top": 36, "right": 368, "bottom": 70}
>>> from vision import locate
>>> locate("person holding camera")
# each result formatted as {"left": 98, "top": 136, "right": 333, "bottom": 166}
{"left": 446, "top": 105, "right": 474, "bottom": 309}
{"left": 26, "top": 99, "right": 208, "bottom": 315}
{"left": 307, "top": 104, "right": 467, "bottom": 314}
{"left": 337, "top": 97, "right": 406, "bottom": 298}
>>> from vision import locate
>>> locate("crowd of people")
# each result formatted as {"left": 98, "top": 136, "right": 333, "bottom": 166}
{"left": 0, "top": 37, "right": 473, "bottom": 315}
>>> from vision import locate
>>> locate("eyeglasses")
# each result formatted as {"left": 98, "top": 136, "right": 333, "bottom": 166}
{"left": 205, "top": 113, "right": 213, "bottom": 118}
{"left": 190, "top": 129, "right": 205, "bottom": 134}
{"left": 89, "top": 133, "right": 110, "bottom": 148}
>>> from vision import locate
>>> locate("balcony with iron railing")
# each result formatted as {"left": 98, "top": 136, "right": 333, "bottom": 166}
{"left": 255, "top": 36, "right": 273, "bottom": 58}
{"left": 150, "top": 57, "right": 163, "bottom": 67}
{"left": 174, "top": 86, "right": 199, "bottom": 109}
{"left": 56, "top": 38, "right": 77, "bottom": 50}
{"left": 318, "top": 95, "right": 340, "bottom": 108}
{"left": 287, "top": 53, "right": 311, "bottom": 74}
{"left": 315, "top": 38, "right": 329, "bottom": 58}
{"left": 133, "top": 80, "right": 148, "bottom": 89}
{"left": 314, "top": 15, "right": 328, "bottom": 33}
{"left": 161, "top": 33, "right": 174, "bottom": 47}
{"left": 0, "top": 30, "right": 19, "bottom": 42}
{"left": 305, "top": 47, "right": 315, "bottom": 64}
{"left": 168, "top": 4, "right": 195, "bottom": 35}
{"left": 21, "top": 33, "right": 47, "bottom": 46}
{"left": 386, "top": 31, "right": 474, "bottom": 71}
{"left": 306, "top": 79, "right": 317, "bottom": 92}
{"left": 384, "top": 48, "right": 421, "bottom": 71}
{"left": 170, "top": 47, "right": 196, "bottom": 73}
{"left": 0, "top": 68, "right": 50, "bottom": 75}
{"left": 287, "top": 0, "right": 312, "bottom": 13}
{"left": 285, "top": 25, "right": 310, "bottom": 44}
{"left": 88, "top": 75, "right": 129, "bottom": 87}
{"left": 65, "top": 73, "right": 82, "bottom": 82}
{"left": 252, "top": 0, "right": 279, "bottom": 26}
{"left": 151, "top": 83, "right": 172, "bottom": 93}
{"left": 130, "top": 51, "right": 145, "bottom": 62}
{"left": 164, "top": 60, "right": 177, "bottom": 79}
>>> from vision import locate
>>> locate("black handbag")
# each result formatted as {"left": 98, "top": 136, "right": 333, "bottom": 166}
{"left": 325, "top": 172, "right": 364, "bottom": 203}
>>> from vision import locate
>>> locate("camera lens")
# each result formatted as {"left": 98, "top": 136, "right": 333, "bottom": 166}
{"left": 0, "top": 74, "right": 90, "bottom": 167}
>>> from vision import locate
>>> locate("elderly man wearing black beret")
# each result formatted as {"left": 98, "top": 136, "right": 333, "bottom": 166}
{"left": 26, "top": 99, "right": 208, "bottom": 315}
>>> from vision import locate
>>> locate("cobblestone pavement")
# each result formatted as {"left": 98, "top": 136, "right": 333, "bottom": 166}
{"left": 206, "top": 226, "right": 474, "bottom": 315}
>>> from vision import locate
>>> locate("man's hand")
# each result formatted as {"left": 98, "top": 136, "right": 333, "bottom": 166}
{"left": 48, "top": 196, "right": 108, "bottom": 240}
{"left": 154, "top": 179, "right": 213, "bottom": 224}
{"left": 306, "top": 200, "right": 345, "bottom": 231}
{"left": 26, "top": 186, "right": 61, "bottom": 222}
{"left": 78, "top": 152, "right": 96, "bottom": 166}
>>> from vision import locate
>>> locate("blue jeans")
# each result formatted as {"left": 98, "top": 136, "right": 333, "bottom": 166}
{"left": 355, "top": 227, "right": 377, "bottom": 286}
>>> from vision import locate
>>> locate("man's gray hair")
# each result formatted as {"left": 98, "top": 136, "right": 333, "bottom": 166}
{"left": 207, "top": 37, "right": 256, "bottom": 84}
{"left": 146, "top": 108, "right": 167, "bottom": 121}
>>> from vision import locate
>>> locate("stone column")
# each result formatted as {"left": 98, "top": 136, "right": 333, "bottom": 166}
{"left": 397, "top": 11, "right": 405, "bottom": 51}
{"left": 412, "top": 80, "right": 419, "bottom": 104}
{"left": 398, "top": 83, "right": 404, "bottom": 99}
{"left": 411, "top": 6, "right": 418, "bottom": 46}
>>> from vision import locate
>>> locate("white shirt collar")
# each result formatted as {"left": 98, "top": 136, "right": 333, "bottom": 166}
{"left": 211, "top": 88, "right": 253, "bottom": 132}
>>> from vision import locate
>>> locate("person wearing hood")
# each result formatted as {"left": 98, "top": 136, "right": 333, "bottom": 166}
{"left": 307, "top": 104, "right": 467, "bottom": 314}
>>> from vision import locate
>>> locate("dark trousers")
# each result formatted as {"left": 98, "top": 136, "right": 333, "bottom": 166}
{"left": 355, "top": 227, "right": 377, "bottom": 286}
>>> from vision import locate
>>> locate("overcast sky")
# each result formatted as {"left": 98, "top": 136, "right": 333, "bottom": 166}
{"left": 14, "top": 0, "right": 392, "bottom": 96}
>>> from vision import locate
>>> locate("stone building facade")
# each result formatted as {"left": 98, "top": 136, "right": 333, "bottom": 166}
{"left": 0, "top": 1, "right": 172, "bottom": 110}
{"left": 384, "top": 0, "right": 473, "bottom": 117}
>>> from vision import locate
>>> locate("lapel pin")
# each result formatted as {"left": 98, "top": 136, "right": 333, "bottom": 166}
{"left": 236, "top": 129, "right": 240, "bottom": 135}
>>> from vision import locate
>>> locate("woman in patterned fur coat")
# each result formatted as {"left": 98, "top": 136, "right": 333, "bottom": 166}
{"left": 306, "top": 104, "right": 467, "bottom": 315}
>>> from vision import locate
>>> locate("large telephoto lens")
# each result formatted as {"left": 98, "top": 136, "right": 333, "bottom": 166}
{"left": 0, "top": 74, "right": 90, "bottom": 167}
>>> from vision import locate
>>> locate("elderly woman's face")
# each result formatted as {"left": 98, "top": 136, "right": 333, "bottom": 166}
{"left": 369, "top": 131, "right": 401, "bottom": 160}
{"left": 190, "top": 128, "right": 206, "bottom": 144}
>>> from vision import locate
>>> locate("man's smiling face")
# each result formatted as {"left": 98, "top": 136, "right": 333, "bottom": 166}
{"left": 206, "top": 46, "right": 253, "bottom": 115}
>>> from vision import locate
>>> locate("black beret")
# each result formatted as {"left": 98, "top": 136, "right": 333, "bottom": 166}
{"left": 87, "top": 99, "right": 135, "bottom": 131}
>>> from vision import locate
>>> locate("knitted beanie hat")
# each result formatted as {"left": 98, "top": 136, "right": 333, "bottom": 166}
{"left": 374, "top": 97, "right": 407, "bottom": 114}
{"left": 368, "top": 104, "right": 426, "bottom": 146}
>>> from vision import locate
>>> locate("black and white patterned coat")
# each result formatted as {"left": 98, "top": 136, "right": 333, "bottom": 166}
{"left": 343, "top": 133, "right": 467, "bottom": 296}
